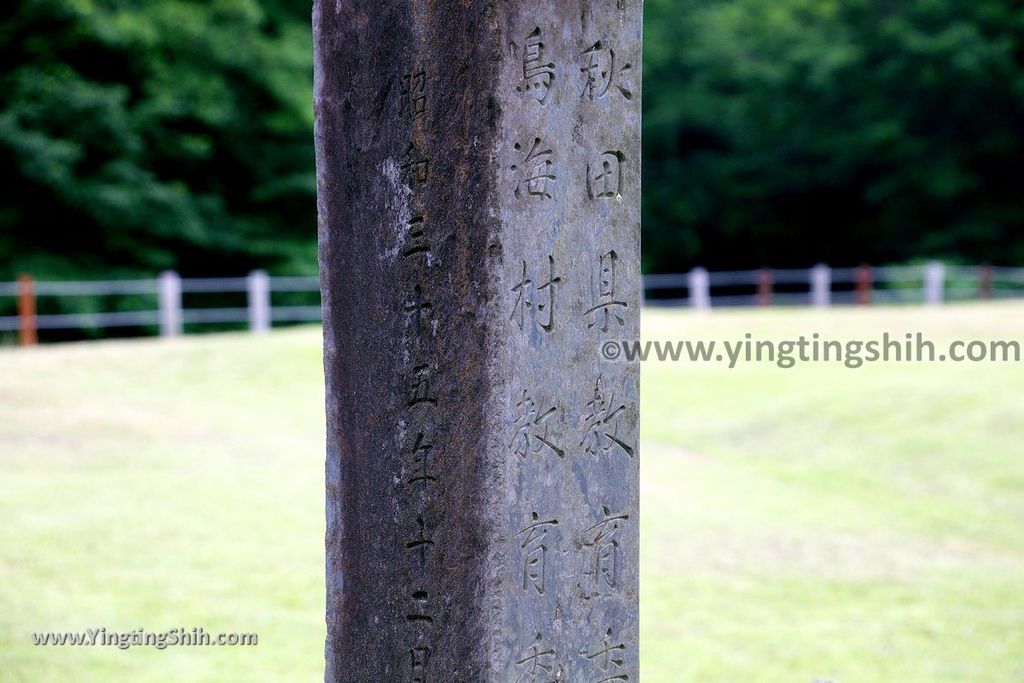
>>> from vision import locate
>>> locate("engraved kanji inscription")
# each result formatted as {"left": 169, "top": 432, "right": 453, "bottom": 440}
{"left": 410, "top": 646, "right": 431, "bottom": 683}
{"left": 583, "top": 627, "right": 629, "bottom": 682}
{"left": 407, "top": 591, "right": 433, "bottom": 681}
{"left": 587, "top": 152, "right": 624, "bottom": 200}
{"left": 509, "top": 389, "right": 564, "bottom": 460}
{"left": 516, "top": 27, "right": 555, "bottom": 104}
{"left": 404, "top": 284, "right": 434, "bottom": 336}
{"left": 406, "top": 517, "right": 435, "bottom": 569}
{"left": 585, "top": 251, "right": 628, "bottom": 332}
{"left": 511, "top": 138, "right": 556, "bottom": 199}
{"left": 407, "top": 363, "right": 438, "bottom": 407}
{"left": 580, "top": 42, "right": 633, "bottom": 101}
{"left": 514, "top": 512, "right": 559, "bottom": 595}
{"left": 407, "top": 590, "right": 433, "bottom": 624}
{"left": 315, "top": 0, "right": 642, "bottom": 676}
{"left": 580, "top": 374, "right": 635, "bottom": 459}
{"left": 401, "top": 144, "right": 430, "bottom": 185}
{"left": 582, "top": 506, "right": 630, "bottom": 595}
{"left": 510, "top": 257, "right": 563, "bottom": 333}
{"left": 405, "top": 431, "right": 436, "bottom": 489}
{"left": 404, "top": 214, "right": 431, "bottom": 259}
{"left": 516, "top": 633, "right": 558, "bottom": 683}
{"left": 401, "top": 69, "right": 427, "bottom": 119}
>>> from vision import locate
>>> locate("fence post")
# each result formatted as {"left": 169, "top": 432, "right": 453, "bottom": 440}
{"left": 17, "top": 275, "right": 37, "bottom": 347}
{"left": 158, "top": 270, "right": 183, "bottom": 337}
{"left": 247, "top": 270, "right": 271, "bottom": 333}
{"left": 924, "top": 261, "right": 945, "bottom": 305}
{"left": 688, "top": 267, "right": 710, "bottom": 310}
{"left": 757, "top": 268, "right": 774, "bottom": 307}
{"left": 855, "top": 264, "right": 872, "bottom": 306}
{"left": 978, "top": 264, "right": 993, "bottom": 300}
{"left": 810, "top": 264, "right": 831, "bottom": 308}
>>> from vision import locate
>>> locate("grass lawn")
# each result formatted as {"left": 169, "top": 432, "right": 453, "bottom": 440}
{"left": 1, "top": 303, "right": 1022, "bottom": 682}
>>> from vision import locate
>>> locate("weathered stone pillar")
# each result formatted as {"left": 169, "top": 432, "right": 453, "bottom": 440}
{"left": 314, "top": 2, "right": 640, "bottom": 680}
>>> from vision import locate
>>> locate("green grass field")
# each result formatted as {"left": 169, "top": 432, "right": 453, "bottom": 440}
{"left": 1, "top": 304, "right": 1022, "bottom": 682}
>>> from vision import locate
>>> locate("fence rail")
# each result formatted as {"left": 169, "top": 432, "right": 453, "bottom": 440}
{"left": 2, "top": 264, "right": 1023, "bottom": 345}
{"left": 0, "top": 271, "right": 321, "bottom": 343}
{"left": 645, "top": 263, "right": 1024, "bottom": 309}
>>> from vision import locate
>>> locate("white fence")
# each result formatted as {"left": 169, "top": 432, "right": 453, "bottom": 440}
{"left": 2, "top": 263, "right": 1023, "bottom": 343}
{"left": 0, "top": 271, "right": 321, "bottom": 340}
{"left": 643, "top": 263, "right": 1024, "bottom": 309}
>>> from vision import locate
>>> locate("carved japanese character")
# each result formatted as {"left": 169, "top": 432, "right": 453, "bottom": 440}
{"left": 512, "top": 138, "right": 556, "bottom": 199}
{"left": 582, "top": 506, "right": 630, "bottom": 595}
{"left": 407, "top": 363, "right": 438, "bottom": 407}
{"left": 584, "top": 627, "right": 628, "bottom": 681}
{"left": 511, "top": 257, "right": 563, "bottom": 333}
{"left": 406, "top": 590, "right": 432, "bottom": 624}
{"left": 587, "top": 151, "right": 624, "bottom": 200}
{"left": 401, "top": 69, "right": 427, "bottom": 119}
{"left": 404, "top": 214, "right": 430, "bottom": 259}
{"left": 580, "top": 375, "right": 635, "bottom": 459}
{"left": 410, "top": 645, "right": 431, "bottom": 683}
{"left": 405, "top": 431, "right": 436, "bottom": 489}
{"left": 405, "top": 517, "right": 434, "bottom": 569}
{"left": 580, "top": 42, "right": 632, "bottom": 101}
{"left": 585, "top": 251, "right": 628, "bottom": 332}
{"left": 509, "top": 390, "right": 564, "bottom": 460}
{"left": 404, "top": 284, "right": 434, "bottom": 336}
{"left": 515, "top": 633, "right": 557, "bottom": 683}
{"left": 517, "top": 27, "right": 555, "bottom": 104}
{"left": 514, "top": 512, "right": 559, "bottom": 595}
{"left": 401, "top": 144, "right": 430, "bottom": 185}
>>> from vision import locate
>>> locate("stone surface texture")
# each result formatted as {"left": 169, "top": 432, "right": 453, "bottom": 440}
{"left": 315, "top": 1, "right": 640, "bottom": 680}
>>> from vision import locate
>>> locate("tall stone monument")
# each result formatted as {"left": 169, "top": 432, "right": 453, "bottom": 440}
{"left": 315, "top": 2, "right": 640, "bottom": 679}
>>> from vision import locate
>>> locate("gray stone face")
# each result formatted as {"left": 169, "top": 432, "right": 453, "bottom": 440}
{"left": 314, "top": 2, "right": 640, "bottom": 680}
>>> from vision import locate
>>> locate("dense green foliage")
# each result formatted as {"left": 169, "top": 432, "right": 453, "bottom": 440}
{"left": 2, "top": 0, "right": 1024, "bottom": 279}
{"left": 644, "top": 0, "right": 1024, "bottom": 271}
{"left": 0, "top": 0, "right": 315, "bottom": 279}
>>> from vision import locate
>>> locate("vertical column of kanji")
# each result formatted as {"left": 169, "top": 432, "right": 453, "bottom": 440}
{"left": 394, "top": 25, "right": 438, "bottom": 683}
{"left": 318, "top": 2, "right": 503, "bottom": 680}
{"left": 316, "top": 3, "right": 423, "bottom": 679}
{"left": 500, "top": 8, "right": 571, "bottom": 681}
{"left": 496, "top": 2, "right": 641, "bottom": 680}
{"left": 573, "top": 3, "right": 641, "bottom": 681}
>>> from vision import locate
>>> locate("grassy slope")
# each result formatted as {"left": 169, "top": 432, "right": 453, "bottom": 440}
{"left": 0, "top": 332, "right": 326, "bottom": 682}
{"left": 0, "top": 304, "right": 1022, "bottom": 682}
{"left": 641, "top": 304, "right": 1024, "bottom": 682}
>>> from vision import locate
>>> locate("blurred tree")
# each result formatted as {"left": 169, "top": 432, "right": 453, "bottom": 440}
{"left": 0, "top": 0, "right": 315, "bottom": 279}
{"left": 644, "top": 0, "right": 1024, "bottom": 271}
{"left": 2, "top": 0, "right": 1023, "bottom": 281}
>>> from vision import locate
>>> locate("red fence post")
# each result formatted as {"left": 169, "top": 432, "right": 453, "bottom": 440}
{"left": 757, "top": 268, "right": 774, "bottom": 307}
{"left": 855, "top": 265, "right": 872, "bottom": 306}
{"left": 17, "top": 275, "right": 37, "bottom": 346}
{"left": 978, "top": 264, "right": 993, "bottom": 300}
